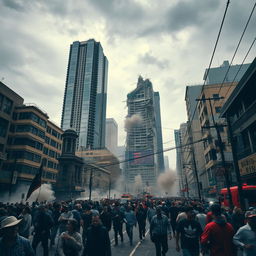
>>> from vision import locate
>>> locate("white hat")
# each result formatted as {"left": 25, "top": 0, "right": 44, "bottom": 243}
{"left": 0, "top": 216, "right": 22, "bottom": 229}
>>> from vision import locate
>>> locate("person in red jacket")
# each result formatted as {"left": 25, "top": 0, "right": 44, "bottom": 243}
{"left": 201, "top": 204, "right": 236, "bottom": 256}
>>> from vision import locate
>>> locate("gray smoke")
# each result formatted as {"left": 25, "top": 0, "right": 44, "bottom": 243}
{"left": 0, "top": 183, "right": 55, "bottom": 203}
{"left": 124, "top": 114, "right": 143, "bottom": 131}
{"left": 157, "top": 169, "right": 177, "bottom": 193}
{"left": 28, "top": 183, "right": 55, "bottom": 202}
{"left": 133, "top": 174, "right": 143, "bottom": 194}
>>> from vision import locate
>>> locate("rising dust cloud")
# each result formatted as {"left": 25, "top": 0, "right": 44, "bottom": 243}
{"left": 157, "top": 169, "right": 177, "bottom": 194}
{"left": 124, "top": 114, "right": 143, "bottom": 131}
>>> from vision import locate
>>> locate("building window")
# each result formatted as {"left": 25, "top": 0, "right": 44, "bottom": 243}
{"left": 215, "top": 106, "right": 221, "bottom": 113}
{"left": 213, "top": 94, "right": 219, "bottom": 100}
{"left": 0, "top": 118, "right": 9, "bottom": 138}
{"left": 2, "top": 97, "right": 13, "bottom": 114}
{"left": 0, "top": 93, "right": 4, "bottom": 110}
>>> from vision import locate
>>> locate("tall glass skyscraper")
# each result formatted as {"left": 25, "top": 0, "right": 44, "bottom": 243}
{"left": 61, "top": 39, "right": 108, "bottom": 150}
{"left": 125, "top": 76, "right": 164, "bottom": 190}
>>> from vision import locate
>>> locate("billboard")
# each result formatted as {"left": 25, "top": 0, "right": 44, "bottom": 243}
{"left": 127, "top": 150, "right": 154, "bottom": 166}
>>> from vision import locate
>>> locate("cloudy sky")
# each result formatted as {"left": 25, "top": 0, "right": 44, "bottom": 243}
{"left": 0, "top": 0, "right": 255, "bottom": 169}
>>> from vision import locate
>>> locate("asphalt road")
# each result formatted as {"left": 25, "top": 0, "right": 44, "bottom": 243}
{"left": 35, "top": 223, "right": 180, "bottom": 256}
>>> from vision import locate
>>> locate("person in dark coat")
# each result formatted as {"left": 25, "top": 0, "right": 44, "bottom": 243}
{"left": 111, "top": 204, "right": 124, "bottom": 245}
{"left": 100, "top": 206, "right": 112, "bottom": 232}
{"left": 136, "top": 203, "right": 147, "bottom": 240}
{"left": 83, "top": 215, "right": 111, "bottom": 256}
{"left": 32, "top": 205, "right": 54, "bottom": 256}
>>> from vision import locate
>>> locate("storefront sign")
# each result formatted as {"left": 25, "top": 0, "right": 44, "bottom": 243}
{"left": 238, "top": 153, "right": 256, "bottom": 176}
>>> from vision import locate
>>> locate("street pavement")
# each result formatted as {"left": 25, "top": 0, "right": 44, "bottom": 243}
{"left": 36, "top": 222, "right": 180, "bottom": 256}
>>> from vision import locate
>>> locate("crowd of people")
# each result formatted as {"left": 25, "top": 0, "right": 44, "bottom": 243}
{"left": 0, "top": 198, "right": 255, "bottom": 256}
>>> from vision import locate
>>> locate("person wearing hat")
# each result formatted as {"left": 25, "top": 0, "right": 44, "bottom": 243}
{"left": 233, "top": 209, "right": 256, "bottom": 256}
{"left": 0, "top": 216, "right": 34, "bottom": 256}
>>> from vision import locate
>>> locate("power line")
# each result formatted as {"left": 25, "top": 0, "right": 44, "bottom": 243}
{"left": 84, "top": 138, "right": 207, "bottom": 169}
{"left": 212, "top": 1, "right": 256, "bottom": 108}
{"left": 188, "top": 0, "right": 231, "bottom": 124}
{"left": 218, "top": 37, "right": 256, "bottom": 107}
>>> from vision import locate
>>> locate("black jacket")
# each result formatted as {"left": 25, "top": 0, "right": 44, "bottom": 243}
{"left": 84, "top": 225, "right": 111, "bottom": 256}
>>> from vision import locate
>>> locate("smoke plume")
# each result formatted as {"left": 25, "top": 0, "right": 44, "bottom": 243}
{"left": 157, "top": 170, "right": 177, "bottom": 193}
{"left": 124, "top": 114, "right": 143, "bottom": 131}
{"left": 133, "top": 174, "right": 143, "bottom": 194}
{"left": 0, "top": 183, "right": 55, "bottom": 203}
{"left": 28, "top": 183, "right": 55, "bottom": 202}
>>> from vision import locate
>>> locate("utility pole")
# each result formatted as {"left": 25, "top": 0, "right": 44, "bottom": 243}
{"left": 226, "top": 115, "right": 245, "bottom": 210}
{"left": 198, "top": 97, "right": 234, "bottom": 209}
{"left": 187, "top": 121, "right": 202, "bottom": 200}
{"left": 108, "top": 177, "right": 111, "bottom": 199}
{"left": 89, "top": 168, "right": 93, "bottom": 201}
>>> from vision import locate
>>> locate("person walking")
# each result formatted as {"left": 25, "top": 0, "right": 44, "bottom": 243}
{"left": 111, "top": 203, "right": 124, "bottom": 246}
{"left": 176, "top": 207, "right": 203, "bottom": 256}
{"left": 136, "top": 203, "right": 147, "bottom": 240}
{"left": 150, "top": 206, "right": 172, "bottom": 256}
{"left": 100, "top": 206, "right": 112, "bottom": 232}
{"left": 195, "top": 207, "right": 207, "bottom": 230}
{"left": 57, "top": 219, "right": 83, "bottom": 256}
{"left": 124, "top": 205, "right": 137, "bottom": 245}
{"left": 18, "top": 206, "right": 32, "bottom": 239}
{"left": 147, "top": 203, "right": 156, "bottom": 224}
{"left": 81, "top": 205, "right": 93, "bottom": 244}
{"left": 50, "top": 203, "right": 61, "bottom": 246}
{"left": 233, "top": 209, "right": 256, "bottom": 256}
{"left": 83, "top": 215, "right": 111, "bottom": 256}
{"left": 0, "top": 216, "right": 34, "bottom": 256}
{"left": 201, "top": 204, "right": 236, "bottom": 256}
{"left": 169, "top": 202, "right": 179, "bottom": 236}
{"left": 32, "top": 205, "right": 54, "bottom": 256}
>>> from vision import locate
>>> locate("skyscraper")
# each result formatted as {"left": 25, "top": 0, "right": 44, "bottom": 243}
{"left": 154, "top": 92, "right": 165, "bottom": 172}
{"left": 105, "top": 118, "right": 118, "bottom": 155}
{"left": 125, "top": 76, "right": 164, "bottom": 189}
{"left": 61, "top": 39, "right": 108, "bottom": 150}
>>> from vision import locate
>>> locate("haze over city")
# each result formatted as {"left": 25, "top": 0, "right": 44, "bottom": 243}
{"left": 0, "top": 0, "right": 255, "bottom": 169}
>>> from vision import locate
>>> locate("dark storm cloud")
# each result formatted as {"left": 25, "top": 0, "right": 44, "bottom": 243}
{"left": 139, "top": 52, "right": 169, "bottom": 69}
{"left": 165, "top": 0, "right": 221, "bottom": 32}
{"left": 1, "top": 0, "right": 26, "bottom": 11}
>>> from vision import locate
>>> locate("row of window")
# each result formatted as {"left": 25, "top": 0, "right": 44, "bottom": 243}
{"left": 7, "top": 150, "right": 41, "bottom": 163}
{"left": 0, "top": 93, "right": 13, "bottom": 115}
{"left": 43, "top": 147, "right": 60, "bottom": 159}
{"left": 2, "top": 163, "right": 58, "bottom": 180}
{"left": 45, "top": 136, "right": 61, "bottom": 150}
{"left": 46, "top": 126, "right": 62, "bottom": 139}
{"left": 13, "top": 124, "right": 45, "bottom": 139}
{"left": 14, "top": 112, "right": 46, "bottom": 128}
{"left": 47, "top": 160, "right": 59, "bottom": 170}
{"left": 9, "top": 137, "right": 43, "bottom": 151}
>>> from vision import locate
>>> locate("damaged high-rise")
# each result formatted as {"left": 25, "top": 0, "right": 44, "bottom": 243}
{"left": 125, "top": 76, "right": 164, "bottom": 191}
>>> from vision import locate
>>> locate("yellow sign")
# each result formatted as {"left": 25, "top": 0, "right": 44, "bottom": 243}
{"left": 238, "top": 153, "right": 256, "bottom": 176}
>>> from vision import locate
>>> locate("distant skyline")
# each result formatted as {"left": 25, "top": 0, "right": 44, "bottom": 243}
{"left": 0, "top": 0, "right": 255, "bottom": 169}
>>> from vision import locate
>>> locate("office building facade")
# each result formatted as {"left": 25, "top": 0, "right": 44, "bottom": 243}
{"left": 0, "top": 82, "right": 63, "bottom": 194}
{"left": 125, "top": 76, "right": 164, "bottom": 190}
{"left": 221, "top": 58, "right": 256, "bottom": 185}
{"left": 61, "top": 39, "right": 108, "bottom": 150}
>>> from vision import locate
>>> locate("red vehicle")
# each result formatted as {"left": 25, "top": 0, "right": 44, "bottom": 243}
{"left": 221, "top": 184, "right": 256, "bottom": 208}
{"left": 120, "top": 193, "right": 133, "bottom": 201}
